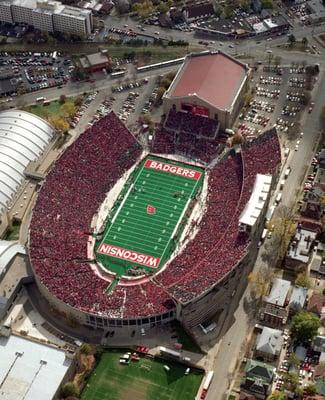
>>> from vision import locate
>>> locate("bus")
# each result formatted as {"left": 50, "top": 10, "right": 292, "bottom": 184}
{"left": 265, "top": 205, "right": 275, "bottom": 224}
{"left": 111, "top": 70, "right": 126, "bottom": 78}
{"left": 137, "top": 57, "right": 185, "bottom": 72}
{"left": 200, "top": 371, "right": 214, "bottom": 399}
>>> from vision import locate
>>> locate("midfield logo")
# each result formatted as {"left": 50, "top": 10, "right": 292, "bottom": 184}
{"left": 147, "top": 205, "right": 156, "bottom": 215}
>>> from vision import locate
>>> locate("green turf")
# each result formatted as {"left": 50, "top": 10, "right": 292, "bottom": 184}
{"left": 96, "top": 155, "right": 204, "bottom": 276}
{"left": 24, "top": 98, "right": 76, "bottom": 119}
{"left": 81, "top": 351, "right": 203, "bottom": 400}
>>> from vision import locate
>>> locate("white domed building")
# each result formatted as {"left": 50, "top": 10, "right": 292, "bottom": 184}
{"left": 0, "top": 110, "right": 55, "bottom": 217}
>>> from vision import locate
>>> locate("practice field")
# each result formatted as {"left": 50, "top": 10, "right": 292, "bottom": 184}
{"left": 96, "top": 155, "right": 204, "bottom": 276}
{"left": 81, "top": 351, "right": 203, "bottom": 400}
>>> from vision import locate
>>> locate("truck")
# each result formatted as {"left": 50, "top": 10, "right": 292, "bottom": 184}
{"left": 200, "top": 371, "right": 214, "bottom": 399}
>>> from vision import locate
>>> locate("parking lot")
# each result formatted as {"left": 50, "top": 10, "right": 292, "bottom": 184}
{"left": 0, "top": 51, "right": 72, "bottom": 97}
{"left": 234, "top": 65, "right": 311, "bottom": 143}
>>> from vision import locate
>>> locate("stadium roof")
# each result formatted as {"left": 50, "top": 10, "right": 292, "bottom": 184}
{"left": 0, "top": 240, "right": 26, "bottom": 275}
{"left": 239, "top": 174, "right": 272, "bottom": 227}
{"left": 0, "top": 334, "right": 71, "bottom": 400}
{"left": 0, "top": 110, "right": 54, "bottom": 216}
{"left": 165, "top": 51, "right": 249, "bottom": 111}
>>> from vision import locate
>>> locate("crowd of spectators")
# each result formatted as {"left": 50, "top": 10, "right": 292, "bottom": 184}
{"left": 164, "top": 110, "right": 219, "bottom": 138}
{"left": 151, "top": 127, "right": 222, "bottom": 164}
{"left": 156, "top": 129, "right": 281, "bottom": 303}
{"left": 29, "top": 112, "right": 174, "bottom": 318}
{"left": 29, "top": 112, "right": 281, "bottom": 319}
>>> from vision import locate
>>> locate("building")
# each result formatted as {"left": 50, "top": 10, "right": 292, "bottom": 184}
{"left": 288, "top": 286, "right": 308, "bottom": 314}
{"left": 307, "top": 293, "right": 325, "bottom": 320}
{"left": 0, "top": 110, "right": 55, "bottom": 220}
{"left": 0, "top": 334, "right": 72, "bottom": 400}
{"left": 254, "top": 326, "right": 283, "bottom": 362}
{"left": 0, "top": 0, "right": 93, "bottom": 36}
{"left": 79, "top": 51, "right": 111, "bottom": 73}
{"left": 183, "top": 1, "right": 215, "bottom": 22}
{"left": 163, "top": 51, "right": 250, "bottom": 130}
{"left": 285, "top": 226, "right": 316, "bottom": 272}
{"left": 241, "top": 359, "right": 275, "bottom": 399}
{"left": 306, "top": 0, "right": 325, "bottom": 24}
{"left": 264, "top": 278, "right": 291, "bottom": 307}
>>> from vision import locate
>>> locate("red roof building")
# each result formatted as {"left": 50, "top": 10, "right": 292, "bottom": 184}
{"left": 163, "top": 51, "right": 249, "bottom": 129}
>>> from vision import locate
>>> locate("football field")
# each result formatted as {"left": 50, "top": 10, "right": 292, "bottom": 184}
{"left": 81, "top": 351, "right": 203, "bottom": 400}
{"left": 96, "top": 156, "right": 204, "bottom": 275}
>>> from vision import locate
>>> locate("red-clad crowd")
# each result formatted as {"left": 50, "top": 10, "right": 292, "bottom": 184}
{"left": 29, "top": 110, "right": 281, "bottom": 318}
{"left": 157, "top": 129, "right": 281, "bottom": 303}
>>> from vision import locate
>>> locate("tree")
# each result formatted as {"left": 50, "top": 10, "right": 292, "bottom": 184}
{"left": 288, "top": 34, "right": 296, "bottom": 46}
{"left": 305, "top": 383, "right": 317, "bottom": 395}
{"left": 62, "top": 102, "right": 76, "bottom": 118}
{"left": 295, "top": 272, "right": 311, "bottom": 288}
{"left": 291, "top": 311, "right": 321, "bottom": 342}
{"left": 282, "top": 371, "right": 299, "bottom": 391}
{"left": 289, "top": 352, "right": 300, "bottom": 368}
{"left": 74, "top": 96, "right": 83, "bottom": 107}
{"left": 261, "top": 0, "right": 274, "bottom": 9}
{"left": 248, "top": 266, "right": 274, "bottom": 299}
{"left": 59, "top": 94, "right": 66, "bottom": 104}
{"left": 267, "top": 391, "right": 286, "bottom": 400}
{"left": 48, "top": 115, "right": 69, "bottom": 133}
{"left": 60, "top": 382, "right": 79, "bottom": 398}
{"left": 302, "top": 36, "right": 308, "bottom": 48}
{"left": 262, "top": 205, "right": 296, "bottom": 268}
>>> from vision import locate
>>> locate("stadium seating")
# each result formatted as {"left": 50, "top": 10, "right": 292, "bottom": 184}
{"left": 29, "top": 112, "right": 172, "bottom": 317}
{"left": 29, "top": 112, "right": 281, "bottom": 318}
{"left": 156, "top": 129, "right": 281, "bottom": 303}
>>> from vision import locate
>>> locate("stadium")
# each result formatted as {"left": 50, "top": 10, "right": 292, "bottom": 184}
{"left": 27, "top": 105, "right": 281, "bottom": 338}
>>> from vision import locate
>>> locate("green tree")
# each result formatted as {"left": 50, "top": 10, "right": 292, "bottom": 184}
{"left": 60, "top": 382, "right": 79, "bottom": 398}
{"left": 295, "top": 272, "right": 311, "bottom": 288}
{"left": 291, "top": 311, "right": 321, "bottom": 342}
{"left": 282, "top": 372, "right": 299, "bottom": 391}
{"left": 267, "top": 391, "right": 286, "bottom": 400}
{"left": 305, "top": 383, "right": 317, "bottom": 395}
{"left": 248, "top": 267, "right": 274, "bottom": 299}
{"left": 289, "top": 352, "right": 300, "bottom": 368}
{"left": 261, "top": 0, "right": 274, "bottom": 8}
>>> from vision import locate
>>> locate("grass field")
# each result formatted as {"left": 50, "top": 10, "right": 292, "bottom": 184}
{"left": 81, "top": 351, "right": 203, "bottom": 400}
{"left": 96, "top": 155, "right": 204, "bottom": 276}
{"left": 24, "top": 98, "right": 76, "bottom": 119}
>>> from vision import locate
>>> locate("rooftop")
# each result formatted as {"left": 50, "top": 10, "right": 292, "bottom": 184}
{"left": 0, "top": 334, "right": 71, "bottom": 400}
{"left": 239, "top": 174, "right": 272, "bottom": 227}
{"left": 287, "top": 227, "right": 316, "bottom": 264}
{"left": 265, "top": 278, "right": 291, "bottom": 307}
{"left": 255, "top": 326, "right": 283, "bottom": 355}
{"left": 289, "top": 286, "right": 308, "bottom": 311}
{"left": 165, "top": 51, "right": 248, "bottom": 111}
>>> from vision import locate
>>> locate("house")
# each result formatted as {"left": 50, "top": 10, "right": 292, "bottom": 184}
{"left": 307, "top": 186, "right": 324, "bottom": 202}
{"left": 241, "top": 359, "right": 275, "bottom": 399}
{"left": 315, "top": 168, "right": 325, "bottom": 191}
{"left": 315, "top": 364, "right": 325, "bottom": 396}
{"left": 260, "top": 278, "right": 290, "bottom": 327}
{"left": 307, "top": 293, "right": 325, "bottom": 320}
{"left": 285, "top": 227, "right": 316, "bottom": 272}
{"left": 313, "top": 335, "right": 325, "bottom": 353}
{"left": 310, "top": 254, "right": 325, "bottom": 275}
{"left": 301, "top": 200, "right": 322, "bottom": 221}
{"left": 288, "top": 286, "right": 308, "bottom": 315}
{"left": 264, "top": 278, "right": 291, "bottom": 307}
{"left": 183, "top": 1, "right": 215, "bottom": 22}
{"left": 254, "top": 326, "right": 283, "bottom": 362}
{"left": 260, "top": 303, "right": 288, "bottom": 328}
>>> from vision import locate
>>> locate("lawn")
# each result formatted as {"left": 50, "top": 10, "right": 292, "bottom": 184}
{"left": 4, "top": 221, "right": 21, "bottom": 240}
{"left": 24, "top": 99, "right": 75, "bottom": 120}
{"left": 96, "top": 155, "right": 204, "bottom": 276}
{"left": 81, "top": 351, "right": 203, "bottom": 400}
